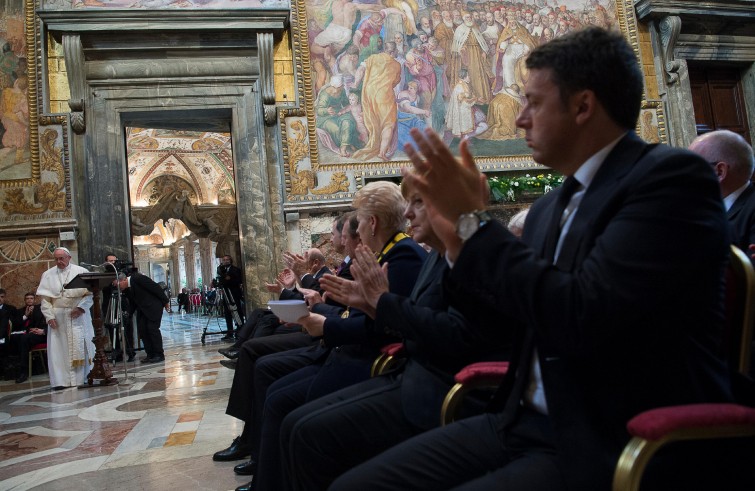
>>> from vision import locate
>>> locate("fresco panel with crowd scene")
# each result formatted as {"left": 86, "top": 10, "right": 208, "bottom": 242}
{"left": 302, "top": 0, "right": 619, "bottom": 164}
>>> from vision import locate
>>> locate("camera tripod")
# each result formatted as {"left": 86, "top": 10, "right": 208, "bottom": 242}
{"left": 201, "top": 287, "right": 243, "bottom": 345}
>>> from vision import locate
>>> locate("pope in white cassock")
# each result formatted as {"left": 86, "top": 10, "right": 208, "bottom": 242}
{"left": 37, "top": 247, "right": 96, "bottom": 388}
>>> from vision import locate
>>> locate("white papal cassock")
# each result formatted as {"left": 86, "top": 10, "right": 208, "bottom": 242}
{"left": 37, "top": 263, "right": 96, "bottom": 387}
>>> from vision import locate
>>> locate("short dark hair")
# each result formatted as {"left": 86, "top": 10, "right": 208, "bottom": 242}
{"left": 335, "top": 213, "right": 348, "bottom": 234}
{"left": 345, "top": 211, "right": 360, "bottom": 239}
{"left": 25, "top": 292, "right": 35, "bottom": 298}
{"left": 525, "top": 26, "right": 643, "bottom": 130}
{"left": 0, "top": 289, "right": 5, "bottom": 295}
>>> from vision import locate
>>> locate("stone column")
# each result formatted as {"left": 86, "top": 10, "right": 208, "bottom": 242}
{"left": 199, "top": 238, "right": 214, "bottom": 289}
{"left": 170, "top": 243, "right": 181, "bottom": 294}
{"left": 183, "top": 240, "right": 197, "bottom": 289}
{"left": 134, "top": 246, "right": 150, "bottom": 277}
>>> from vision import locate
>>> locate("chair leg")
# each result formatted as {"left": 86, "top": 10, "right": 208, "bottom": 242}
{"left": 29, "top": 352, "right": 32, "bottom": 379}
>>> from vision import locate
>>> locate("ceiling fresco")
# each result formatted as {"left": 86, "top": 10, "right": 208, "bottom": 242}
{"left": 127, "top": 128, "right": 238, "bottom": 246}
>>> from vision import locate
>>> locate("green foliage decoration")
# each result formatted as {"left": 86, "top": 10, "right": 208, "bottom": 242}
{"left": 488, "top": 173, "right": 564, "bottom": 202}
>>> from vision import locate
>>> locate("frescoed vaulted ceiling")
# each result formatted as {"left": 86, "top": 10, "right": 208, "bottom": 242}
{"left": 127, "top": 128, "right": 239, "bottom": 247}
{"left": 126, "top": 128, "right": 236, "bottom": 207}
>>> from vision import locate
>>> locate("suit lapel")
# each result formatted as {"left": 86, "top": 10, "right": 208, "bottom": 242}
{"left": 409, "top": 252, "right": 441, "bottom": 302}
{"left": 556, "top": 133, "right": 651, "bottom": 270}
{"left": 728, "top": 185, "right": 754, "bottom": 220}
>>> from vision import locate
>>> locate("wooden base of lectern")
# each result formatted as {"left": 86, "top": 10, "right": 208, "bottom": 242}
{"left": 84, "top": 333, "right": 119, "bottom": 386}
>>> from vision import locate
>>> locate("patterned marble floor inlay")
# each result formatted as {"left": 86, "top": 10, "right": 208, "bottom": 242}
{"left": 0, "top": 312, "right": 247, "bottom": 491}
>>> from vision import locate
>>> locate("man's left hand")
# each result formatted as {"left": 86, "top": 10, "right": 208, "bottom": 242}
{"left": 71, "top": 307, "right": 85, "bottom": 319}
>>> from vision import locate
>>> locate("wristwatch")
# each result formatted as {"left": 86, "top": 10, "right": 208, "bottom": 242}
{"left": 456, "top": 210, "right": 492, "bottom": 241}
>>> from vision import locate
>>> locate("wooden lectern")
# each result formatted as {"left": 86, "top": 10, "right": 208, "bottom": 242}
{"left": 66, "top": 272, "right": 119, "bottom": 387}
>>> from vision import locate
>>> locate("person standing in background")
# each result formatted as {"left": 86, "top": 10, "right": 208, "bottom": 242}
{"left": 118, "top": 271, "right": 170, "bottom": 363}
{"left": 217, "top": 255, "right": 245, "bottom": 341}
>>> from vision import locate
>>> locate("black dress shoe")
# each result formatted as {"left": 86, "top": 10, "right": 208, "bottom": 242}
{"left": 219, "top": 359, "right": 237, "bottom": 370}
{"left": 218, "top": 347, "right": 239, "bottom": 359}
{"left": 143, "top": 356, "right": 165, "bottom": 363}
{"left": 212, "top": 436, "right": 252, "bottom": 461}
{"left": 234, "top": 459, "right": 257, "bottom": 476}
{"left": 235, "top": 481, "right": 255, "bottom": 491}
{"left": 15, "top": 373, "right": 28, "bottom": 383}
{"left": 127, "top": 355, "right": 135, "bottom": 362}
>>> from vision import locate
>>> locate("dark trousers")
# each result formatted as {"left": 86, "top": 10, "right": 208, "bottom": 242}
{"left": 225, "top": 333, "right": 319, "bottom": 425}
{"left": 10, "top": 332, "right": 47, "bottom": 371}
{"left": 136, "top": 312, "right": 164, "bottom": 358}
{"left": 251, "top": 350, "right": 374, "bottom": 491}
{"left": 329, "top": 410, "right": 563, "bottom": 491}
{"left": 279, "top": 374, "right": 418, "bottom": 491}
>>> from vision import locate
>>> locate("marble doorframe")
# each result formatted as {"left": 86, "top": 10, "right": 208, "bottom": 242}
{"left": 37, "top": 10, "right": 290, "bottom": 310}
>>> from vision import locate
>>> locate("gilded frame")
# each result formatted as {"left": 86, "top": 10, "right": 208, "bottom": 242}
{"left": 284, "top": 0, "right": 648, "bottom": 178}
{"left": 0, "top": 0, "right": 41, "bottom": 188}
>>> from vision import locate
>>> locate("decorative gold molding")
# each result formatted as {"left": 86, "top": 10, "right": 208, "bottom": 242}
{"left": 0, "top": 0, "right": 41, "bottom": 189}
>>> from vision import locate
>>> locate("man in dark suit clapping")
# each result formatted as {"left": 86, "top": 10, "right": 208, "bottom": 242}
{"left": 118, "top": 271, "right": 170, "bottom": 363}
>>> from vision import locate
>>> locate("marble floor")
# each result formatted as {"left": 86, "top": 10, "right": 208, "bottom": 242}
{"left": 0, "top": 310, "right": 249, "bottom": 491}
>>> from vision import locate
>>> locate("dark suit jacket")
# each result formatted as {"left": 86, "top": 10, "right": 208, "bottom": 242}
{"left": 218, "top": 264, "right": 244, "bottom": 303}
{"left": 322, "top": 237, "right": 428, "bottom": 350}
{"left": 127, "top": 273, "right": 169, "bottom": 323}
{"left": 12, "top": 305, "right": 47, "bottom": 333}
{"left": 310, "top": 237, "right": 427, "bottom": 398}
{"left": 279, "top": 266, "right": 332, "bottom": 301}
{"left": 375, "top": 252, "right": 511, "bottom": 429}
{"left": 0, "top": 304, "right": 16, "bottom": 337}
{"left": 727, "top": 183, "right": 755, "bottom": 263}
{"left": 446, "top": 132, "right": 733, "bottom": 489}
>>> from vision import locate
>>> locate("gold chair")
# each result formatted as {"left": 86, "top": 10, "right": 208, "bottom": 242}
{"left": 440, "top": 361, "right": 509, "bottom": 426}
{"left": 371, "top": 342, "right": 405, "bottom": 377}
{"left": 612, "top": 245, "right": 755, "bottom": 490}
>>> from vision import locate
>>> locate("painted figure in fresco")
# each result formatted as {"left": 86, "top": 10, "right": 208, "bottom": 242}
{"left": 448, "top": 13, "right": 492, "bottom": 104}
{"left": 478, "top": 83, "right": 525, "bottom": 141}
{"left": 315, "top": 75, "right": 362, "bottom": 157}
{"left": 446, "top": 68, "right": 487, "bottom": 140}
{"left": 0, "top": 76, "right": 29, "bottom": 163}
{"left": 491, "top": 12, "right": 537, "bottom": 95}
{"left": 338, "top": 92, "right": 369, "bottom": 143}
{"left": 404, "top": 41, "right": 437, "bottom": 112}
{"left": 396, "top": 80, "right": 430, "bottom": 150}
{"left": 351, "top": 51, "right": 402, "bottom": 162}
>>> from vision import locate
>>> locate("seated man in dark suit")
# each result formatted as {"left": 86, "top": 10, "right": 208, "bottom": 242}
{"left": 689, "top": 129, "right": 755, "bottom": 261}
{"left": 330, "top": 27, "right": 740, "bottom": 491}
{"left": 0, "top": 288, "right": 17, "bottom": 369}
{"left": 0, "top": 288, "right": 16, "bottom": 339}
{"left": 9, "top": 292, "right": 45, "bottom": 383}
{"left": 217, "top": 247, "right": 333, "bottom": 364}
